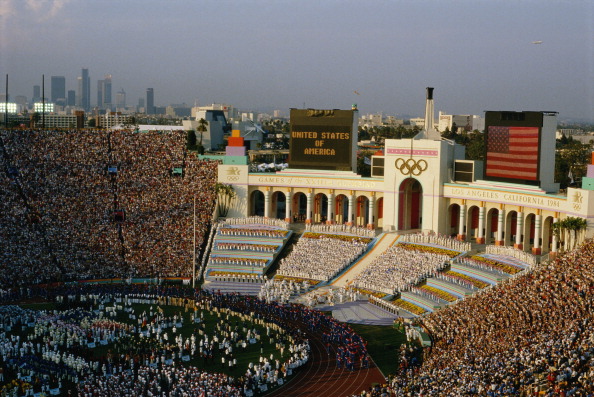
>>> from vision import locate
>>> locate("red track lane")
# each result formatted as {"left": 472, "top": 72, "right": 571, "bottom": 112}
{"left": 265, "top": 325, "right": 386, "bottom": 397}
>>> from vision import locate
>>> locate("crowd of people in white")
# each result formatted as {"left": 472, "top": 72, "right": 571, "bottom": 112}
{"left": 399, "top": 232, "right": 471, "bottom": 252}
{"left": 352, "top": 243, "right": 451, "bottom": 295}
{"left": 276, "top": 234, "right": 370, "bottom": 282}
{"left": 305, "top": 223, "right": 376, "bottom": 238}
{"left": 485, "top": 243, "right": 538, "bottom": 266}
{"left": 0, "top": 129, "right": 218, "bottom": 284}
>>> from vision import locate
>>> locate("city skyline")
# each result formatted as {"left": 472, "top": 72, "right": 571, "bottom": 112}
{"left": 1, "top": 0, "right": 593, "bottom": 121}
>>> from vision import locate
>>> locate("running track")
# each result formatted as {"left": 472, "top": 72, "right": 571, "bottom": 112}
{"left": 266, "top": 323, "right": 386, "bottom": 396}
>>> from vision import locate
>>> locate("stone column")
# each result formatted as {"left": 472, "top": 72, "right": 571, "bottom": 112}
{"left": 476, "top": 205, "right": 486, "bottom": 244}
{"left": 347, "top": 191, "right": 355, "bottom": 226}
{"left": 367, "top": 196, "right": 375, "bottom": 230}
{"left": 532, "top": 214, "right": 542, "bottom": 255}
{"left": 264, "top": 189, "right": 271, "bottom": 219}
{"left": 550, "top": 217, "right": 559, "bottom": 259}
{"left": 326, "top": 191, "right": 334, "bottom": 224}
{"left": 285, "top": 190, "right": 292, "bottom": 223}
{"left": 457, "top": 204, "right": 466, "bottom": 241}
{"left": 495, "top": 209, "right": 505, "bottom": 246}
{"left": 305, "top": 190, "right": 313, "bottom": 224}
{"left": 514, "top": 211, "right": 524, "bottom": 250}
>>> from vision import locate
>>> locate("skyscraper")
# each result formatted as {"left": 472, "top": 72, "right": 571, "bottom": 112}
{"left": 115, "top": 89, "right": 126, "bottom": 109}
{"left": 33, "top": 85, "right": 41, "bottom": 103}
{"left": 51, "top": 76, "right": 66, "bottom": 106}
{"left": 67, "top": 90, "right": 76, "bottom": 106}
{"left": 97, "top": 74, "right": 112, "bottom": 110}
{"left": 146, "top": 88, "right": 154, "bottom": 115}
{"left": 77, "top": 68, "right": 90, "bottom": 110}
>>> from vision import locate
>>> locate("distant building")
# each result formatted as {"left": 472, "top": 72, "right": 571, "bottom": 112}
{"left": 33, "top": 85, "right": 41, "bottom": 103}
{"left": 67, "top": 90, "right": 76, "bottom": 107}
{"left": 97, "top": 74, "right": 112, "bottom": 110}
{"left": 97, "top": 112, "right": 133, "bottom": 128}
{"left": 51, "top": 76, "right": 66, "bottom": 106}
{"left": 183, "top": 109, "right": 229, "bottom": 151}
{"left": 115, "top": 89, "right": 126, "bottom": 109}
{"left": 146, "top": 88, "right": 154, "bottom": 115}
{"left": 438, "top": 111, "right": 484, "bottom": 133}
{"left": 192, "top": 103, "right": 235, "bottom": 121}
{"left": 77, "top": 68, "right": 91, "bottom": 111}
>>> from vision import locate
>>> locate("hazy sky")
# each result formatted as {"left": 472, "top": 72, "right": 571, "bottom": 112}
{"left": 1, "top": 0, "right": 593, "bottom": 120}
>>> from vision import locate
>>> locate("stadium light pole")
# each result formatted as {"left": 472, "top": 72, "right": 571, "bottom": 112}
{"left": 193, "top": 195, "right": 196, "bottom": 288}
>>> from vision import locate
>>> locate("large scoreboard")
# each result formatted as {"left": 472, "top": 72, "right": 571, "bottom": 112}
{"left": 289, "top": 109, "right": 357, "bottom": 171}
{"left": 484, "top": 111, "right": 544, "bottom": 185}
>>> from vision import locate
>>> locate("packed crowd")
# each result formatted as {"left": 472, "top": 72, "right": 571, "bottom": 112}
{"left": 224, "top": 216, "right": 289, "bottom": 229}
{"left": 386, "top": 239, "right": 594, "bottom": 396}
{"left": 399, "top": 232, "right": 471, "bottom": 252}
{"left": 0, "top": 129, "right": 218, "bottom": 283}
{"left": 305, "top": 223, "right": 377, "bottom": 238}
{"left": 485, "top": 244, "right": 539, "bottom": 266}
{"left": 353, "top": 243, "right": 451, "bottom": 295}
{"left": 276, "top": 233, "right": 369, "bottom": 282}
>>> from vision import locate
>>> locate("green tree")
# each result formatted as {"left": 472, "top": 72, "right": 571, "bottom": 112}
{"left": 555, "top": 140, "right": 591, "bottom": 187}
{"left": 465, "top": 130, "right": 485, "bottom": 161}
{"left": 197, "top": 118, "right": 208, "bottom": 147}
{"left": 186, "top": 130, "right": 197, "bottom": 151}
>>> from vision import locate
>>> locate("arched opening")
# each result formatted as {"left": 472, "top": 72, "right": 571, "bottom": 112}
{"left": 486, "top": 208, "right": 499, "bottom": 245}
{"left": 466, "top": 206, "right": 479, "bottom": 242}
{"left": 377, "top": 197, "right": 384, "bottom": 228}
{"left": 334, "top": 194, "right": 349, "bottom": 224}
{"left": 505, "top": 211, "right": 518, "bottom": 246}
{"left": 447, "top": 204, "right": 460, "bottom": 238}
{"left": 524, "top": 213, "right": 536, "bottom": 252}
{"left": 313, "top": 193, "right": 328, "bottom": 223}
{"left": 250, "top": 190, "right": 265, "bottom": 217}
{"left": 542, "top": 216, "right": 554, "bottom": 253}
{"left": 271, "top": 191, "right": 286, "bottom": 219}
{"left": 356, "top": 195, "right": 369, "bottom": 227}
{"left": 398, "top": 178, "right": 422, "bottom": 230}
{"left": 292, "top": 192, "right": 307, "bottom": 223}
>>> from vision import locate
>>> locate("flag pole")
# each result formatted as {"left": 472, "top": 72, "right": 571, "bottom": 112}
{"left": 193, "top": 195, "right": 196, "bottom": 288}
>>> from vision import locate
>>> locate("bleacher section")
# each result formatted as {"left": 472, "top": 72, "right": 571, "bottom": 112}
{"left": 201, "top": 220, "right": 292, "bottom": 294}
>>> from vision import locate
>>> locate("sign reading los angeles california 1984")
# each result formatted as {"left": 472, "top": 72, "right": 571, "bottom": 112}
{"left": 289, "top": 109, "right": 357, "bottom": 171}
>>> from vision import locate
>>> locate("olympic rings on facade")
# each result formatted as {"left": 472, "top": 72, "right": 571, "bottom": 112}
{"left": 227, "top": 176, "right": 240, "bottom": 181}
{"left": 395, "top": 158, "right": 428, "bottom": 176}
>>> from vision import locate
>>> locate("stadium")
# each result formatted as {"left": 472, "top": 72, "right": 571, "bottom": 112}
{"left": 1, "top": 89, "right": 593, "bottom": 396}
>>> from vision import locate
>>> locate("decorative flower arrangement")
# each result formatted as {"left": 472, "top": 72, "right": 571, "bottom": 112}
{"left": 274, "top": 275, "right": 320, "bottom": 285}
{"left": 416, "top": 285, "right": 457, "bottom": 302}
{"left": 351, "top": 287, "right": 388, "bottom": 299}
{"left": 210, "top": 257, "right": 268, "bottom": 264}
{"left": 302, "top": 232, "right": 373, "bottom": 244}
{"left": 392, "top": 298, "right": 427, "bottom": 315}
{"left": 469, "top": 255, "right": 523, "bottom": 275}
{"left": 442, "top": 270, "right": 489, "bottom": 289}
{"left": 219, "top": 228, "right": 289, "bottom": 237}
{"left": 216, "top": 243, "right": 278, "bottom": 252}
{"left": 209, "top": 271, "right": 260, "bottom": 277}
{"left": 396, "top": 243, "right": 459, "bottom": 258}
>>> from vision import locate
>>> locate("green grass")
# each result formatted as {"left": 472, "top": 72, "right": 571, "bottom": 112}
{"left": 350, "top": 323, "right": 407, "bottom": 376}
{"left": 91, "top": 303, "right": 288, "bottom": 379}
{"left": 19, "top": 302, "right": 56, "bottom": 311}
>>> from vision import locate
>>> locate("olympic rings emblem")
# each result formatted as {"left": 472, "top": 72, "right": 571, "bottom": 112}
{"left": 395, "top": 158, "right": 428, "bottom": 176}
{"left": 227, "top": 176, "right": 240, "bottom": 181}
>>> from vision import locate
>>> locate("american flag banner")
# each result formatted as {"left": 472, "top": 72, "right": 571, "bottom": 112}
{"left": 486, "top": 126, "right": 539, "bottom": 180}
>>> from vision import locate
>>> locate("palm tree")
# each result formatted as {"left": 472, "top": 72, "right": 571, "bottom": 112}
{"left": 197, "top": 118, "right": 208, "bottom": 150}
{"left": 215, "top": 183, "right": 236, "bottom": 218}
{"left": 552, "top": 216, "right": 588, "bottom": 252}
